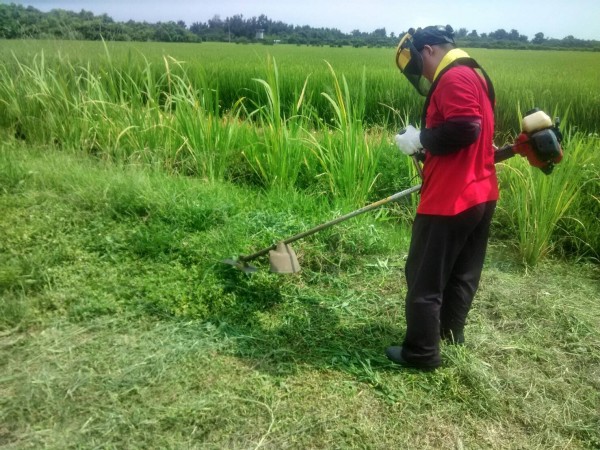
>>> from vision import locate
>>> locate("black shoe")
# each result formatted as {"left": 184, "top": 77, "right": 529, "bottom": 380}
{"left": 385, "top": 346, "right": 439, "bottom": 371}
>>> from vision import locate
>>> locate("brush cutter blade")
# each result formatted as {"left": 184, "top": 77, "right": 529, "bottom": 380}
{"left": 269, "top": 242, "right": 301, "bottom": 273}
{"left": 222, "top": 258, "right": 258, "bottom": 274}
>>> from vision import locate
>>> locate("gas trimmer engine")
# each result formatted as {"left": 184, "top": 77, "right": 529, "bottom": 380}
{"left": 494, "top": 108, "right": 564, "bottom": 174}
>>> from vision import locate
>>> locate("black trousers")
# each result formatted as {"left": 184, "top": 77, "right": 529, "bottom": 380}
{"left": 401, "top": 201, "right": 496, "bottom": 367}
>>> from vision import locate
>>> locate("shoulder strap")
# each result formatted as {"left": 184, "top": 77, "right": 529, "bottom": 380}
{"left": 420, "top": 57, "right": 495, "bottom": 128}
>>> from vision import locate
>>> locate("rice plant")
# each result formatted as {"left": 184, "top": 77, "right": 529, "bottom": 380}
{"left": 241, "top": 56, "right": 309, "bottom": 190}
{"left": 498, "top": 129, "right": 594, "bottom": 266}
{"left": 163, "top": 57, "right": 244, "bottom": 180}
{"left": 306, "top": 62, "right": 379, "bottom": 206}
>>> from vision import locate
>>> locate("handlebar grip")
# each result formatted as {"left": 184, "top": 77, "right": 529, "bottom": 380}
{"left": 494, "top": 145, "right": 515, "bottom": 164}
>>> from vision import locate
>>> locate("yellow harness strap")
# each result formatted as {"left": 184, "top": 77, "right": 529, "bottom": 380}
{"left": 433, "top": 49, "right": 471, "bottom": 81}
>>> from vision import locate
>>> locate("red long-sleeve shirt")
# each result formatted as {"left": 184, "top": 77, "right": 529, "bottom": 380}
{"left": 418, "top": 65, "right": 498, "bottom": 216}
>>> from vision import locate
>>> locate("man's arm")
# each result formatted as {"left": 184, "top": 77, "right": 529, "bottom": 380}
{"left": 420, "top": 117, "right": 481, "bottom": 155}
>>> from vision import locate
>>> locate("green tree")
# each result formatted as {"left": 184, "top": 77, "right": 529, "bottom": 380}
{"left": 532, "top": 32, "right": 546, "bottom": 45}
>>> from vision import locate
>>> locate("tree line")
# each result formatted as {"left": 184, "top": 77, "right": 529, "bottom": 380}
{"left": 1, "top": 3, "right": 599, "bottom": 51}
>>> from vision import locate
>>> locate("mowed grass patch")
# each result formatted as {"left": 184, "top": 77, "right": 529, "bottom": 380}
{"left": 2, "top": 263, "right": 599, "bottom": 448}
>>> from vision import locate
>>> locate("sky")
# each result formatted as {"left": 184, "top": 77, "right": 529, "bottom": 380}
{"left": 13, "top": 0, "right": 600, "bottom": 41}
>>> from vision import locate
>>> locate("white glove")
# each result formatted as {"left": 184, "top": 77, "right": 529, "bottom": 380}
{"left": 395, "top": 125, "right": 423, "bottom": 156}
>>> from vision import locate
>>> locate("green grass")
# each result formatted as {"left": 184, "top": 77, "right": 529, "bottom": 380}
{"left": 1, "top": 138, "right": 599, "bottom": 449}
{"left": 2, "top": 41, "right": 600, "bottom": 135}
{"left": 0, "top": 41, "right": 599, "bottom": 448}
{"left": 2, "top": 42, "right": 598, "bottom": 262}
{"left": 496, "top": 130, "right": 599, "bottom": 266}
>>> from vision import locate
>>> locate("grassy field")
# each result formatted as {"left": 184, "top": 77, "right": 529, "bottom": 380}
{"left": 1, "top": 40, "right": 598, "bottom": 262}
{"left": 1, "top": 41, "right": 599, "bottom": 448}
{"left": 2, "top": 40, "right": 600, "bottom": 133}
{"left": 1, "top": 139, "right": 599, "bottom": 449}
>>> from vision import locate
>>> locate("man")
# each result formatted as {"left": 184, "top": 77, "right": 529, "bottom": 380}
{"left": 387, "top": 25, "right": 498, "bottom": 370}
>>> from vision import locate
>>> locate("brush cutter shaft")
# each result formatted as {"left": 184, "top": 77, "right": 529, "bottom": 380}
{"left": 282, "top": 184, "right": 423, "bottom": 244}
{"left": 239, "top": 184, "right": 422, "bottom": 263}
{"left": 412, "top": 154, "right": 424, "bottom": 179}
{"left": 229, "top": 111, "right": 564, "bottom": 272}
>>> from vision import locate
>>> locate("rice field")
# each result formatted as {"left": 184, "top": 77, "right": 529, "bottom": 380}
{"left": 0, "top": 39, "right": 599, "bottom": 262}
{"left": 3, "top": 40, "right": 600, "bottom": 132}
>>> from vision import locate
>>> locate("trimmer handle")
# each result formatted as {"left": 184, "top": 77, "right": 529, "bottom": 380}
{"left": 494, "top": 144, "right": 515, "bottom": 163}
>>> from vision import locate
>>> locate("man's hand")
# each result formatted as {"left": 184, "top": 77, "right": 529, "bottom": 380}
{"left": 395, "top": 125, "right": 423, "bottom": 156}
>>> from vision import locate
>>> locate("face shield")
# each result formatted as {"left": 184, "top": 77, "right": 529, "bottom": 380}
{"left": 395, "top": 31, "right": 431, "bottom": 96}
{"left": 396, "top": 26, "right": 456, "bottom": 96}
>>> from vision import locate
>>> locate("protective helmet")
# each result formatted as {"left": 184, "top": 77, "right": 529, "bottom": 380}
{"left": 395, "top": 25, "right": 456, "bottom": 96}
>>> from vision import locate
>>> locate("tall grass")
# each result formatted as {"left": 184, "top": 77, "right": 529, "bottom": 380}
{"left": 241, "top": 57, "right": 310, "bottom": 189}
{"left": 554, "top": 134, "right": 600, "bottom": 260}
{"left": 478, "top": 49, "right": 600, "bottom": 135}
{"left": 0, "top": 42, "right": 599, "bottom": 263}
{"left": 165, "top": 57, "right": 243, "bottom": 180}
{"left": 0, "top": 49, "right": 246, "bottom": 180}
{"left": 0, "top": 52, "right": 75, "bottom": 144}
{"left": 8, "top": 41, "right": 600, "bottom": 135}
{"left": 306, "top": 62, "right": 379, "bottom": 205}
{"left": 498, "top": 129, "right": 596, "bottom": 266}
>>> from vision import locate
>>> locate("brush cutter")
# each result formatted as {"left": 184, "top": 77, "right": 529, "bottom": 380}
{"left": 224, "top": 109, "right": 563, "bottom": 274}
